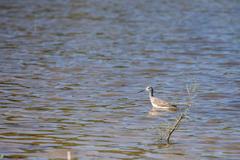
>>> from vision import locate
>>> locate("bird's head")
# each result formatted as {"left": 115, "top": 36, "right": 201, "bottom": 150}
{"left": 145, "top": 86, "right": 153, "bottom": 92}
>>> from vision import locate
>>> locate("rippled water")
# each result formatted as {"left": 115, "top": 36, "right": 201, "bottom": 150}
{"left": 0, "top": 0, "right": 240, "bottom": 159}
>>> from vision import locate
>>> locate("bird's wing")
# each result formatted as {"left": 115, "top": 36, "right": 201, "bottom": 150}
{"left": 150, "top": 97, "right": 177, "bottom": 112}
{"left": 151, "top": 97, "right": 177, "bottom": 108}
{"left": 151, "top": 97, "right": 168, "bottom": 106}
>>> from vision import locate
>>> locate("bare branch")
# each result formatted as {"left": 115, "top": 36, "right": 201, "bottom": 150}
{"left": 166, "top": 114, "right": 184, "bottom": 143}
{"left": 159, "top": 82, "right": 197, "bottom": 144}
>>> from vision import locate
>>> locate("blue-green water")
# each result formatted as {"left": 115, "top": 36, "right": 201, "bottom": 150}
{"left": 0, "top": 0, "right": 239, "bottom": 159}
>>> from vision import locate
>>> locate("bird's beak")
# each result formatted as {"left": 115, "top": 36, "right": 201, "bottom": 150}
{"left": 137, "top": 90, "right": 145, "bottom": 93}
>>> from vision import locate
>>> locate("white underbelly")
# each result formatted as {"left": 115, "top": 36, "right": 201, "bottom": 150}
{"left": 151, "top": 102, "right": 174, "bottom": 110}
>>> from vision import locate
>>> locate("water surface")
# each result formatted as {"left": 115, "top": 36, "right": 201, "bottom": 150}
{"left": 0, "top": 0, "right": 240, "bottom": 159}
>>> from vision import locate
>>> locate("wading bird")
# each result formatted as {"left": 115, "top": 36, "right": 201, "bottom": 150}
{"left": 138, "top": 86, "right": 177, "bottom": 112}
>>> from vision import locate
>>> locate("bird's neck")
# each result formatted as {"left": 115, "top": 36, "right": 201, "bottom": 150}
{"left": 149, "top": 90, "right": 153, "bottom": 97}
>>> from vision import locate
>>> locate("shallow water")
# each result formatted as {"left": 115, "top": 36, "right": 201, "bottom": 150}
{"left": 0, "top": 0, "right": 240, "bottom": 159}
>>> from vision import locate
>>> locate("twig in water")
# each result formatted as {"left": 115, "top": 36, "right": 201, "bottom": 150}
{"left": 160, "top": 83, "right": 197, "bottom": 144}
{"left": 166, "top": 114, "right": 184, "bottom": 143}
